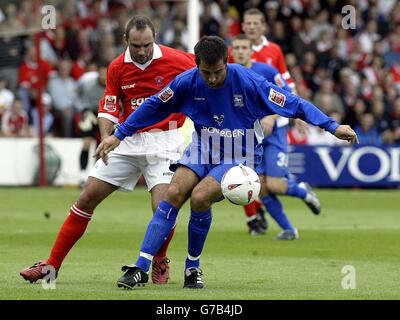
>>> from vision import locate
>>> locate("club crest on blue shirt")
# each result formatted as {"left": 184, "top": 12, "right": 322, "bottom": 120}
{"left": 158, "top": 87, "right": 174, "bottom": 102}
{"left": 233, "top": 94, "right": 244, "bottom": 107}
{"left": 268, "top": 88, "right": 286, "bottom": 107}
{"left": 213, "top": 114, "right": 224, "bottom": 126}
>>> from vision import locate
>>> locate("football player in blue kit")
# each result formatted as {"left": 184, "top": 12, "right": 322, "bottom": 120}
{"left": 95, "top": 36, "right": 358, "bottom": 289}
{"left": 231, "top": 34, "right": 321, "bottom": 240}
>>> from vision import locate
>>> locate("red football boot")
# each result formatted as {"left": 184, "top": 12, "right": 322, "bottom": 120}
{"left": 151, "top": 256, "right": 170, "bottom": 284}
{"left": 20, "top": 260, "right": 58, "bottom": 283}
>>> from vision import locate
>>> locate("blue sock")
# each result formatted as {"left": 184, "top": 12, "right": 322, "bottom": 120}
{"left": 262, "top": 194, "right": 294, "bottom": 231}
{"left": 185, "top": 209, "right": 212, "bottom": 269}
{"left": 135, "top": 200, "right": 179, "bottom": 272}
{"left": 286, "top": 178, "right": 307, "bottom": 199}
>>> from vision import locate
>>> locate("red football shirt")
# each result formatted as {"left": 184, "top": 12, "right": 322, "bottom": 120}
{"left": 251, "top": 36, "right": 294, "bottom": 88}
{"left": 98, "top": 44, "right": 195, "bottom": 132}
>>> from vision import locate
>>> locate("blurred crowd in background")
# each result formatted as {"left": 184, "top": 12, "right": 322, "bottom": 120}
{"left": 0, "top": 0, "right": 399, "bottom": 145}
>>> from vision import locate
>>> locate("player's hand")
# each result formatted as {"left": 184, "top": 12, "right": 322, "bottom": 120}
{"left": 94, "top": 135, "right": 120, "bottom": 164}
{"left": 334, "top": 125, "right": 359, "bottom": 145}
{"left": 260, "top": 115, "right": 277, "bottom": 136}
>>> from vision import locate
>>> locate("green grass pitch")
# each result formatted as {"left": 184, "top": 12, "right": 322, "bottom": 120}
{"left": 0, "top": 187, "right": 399, "bottom": 300}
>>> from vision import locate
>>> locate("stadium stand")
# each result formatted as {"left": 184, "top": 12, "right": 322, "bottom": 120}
{"left": 0, "top": 0, "right": 399, "bottom": 144}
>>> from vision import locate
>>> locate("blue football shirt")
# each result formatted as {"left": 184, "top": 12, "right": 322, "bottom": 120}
{"left": 115, "top": 64, "right": 338, "bottom": 163}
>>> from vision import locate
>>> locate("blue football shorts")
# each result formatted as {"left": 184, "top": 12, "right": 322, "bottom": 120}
{"left": 256, "top": 142, "right": 289, "bottom": 178}
{"left": 170, "top": 141, "right": 261, "bottom": 183}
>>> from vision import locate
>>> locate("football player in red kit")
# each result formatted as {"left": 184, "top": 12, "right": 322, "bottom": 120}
{"left": 20, "top": 16, "right": 195, "bottom": 284}
{"left": 241, "top": 8, "right": 295, "bottom": 90}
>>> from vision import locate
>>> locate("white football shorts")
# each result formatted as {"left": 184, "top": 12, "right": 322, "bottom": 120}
{"left": 90, "top": 129, "right": 183, "bottom": 191}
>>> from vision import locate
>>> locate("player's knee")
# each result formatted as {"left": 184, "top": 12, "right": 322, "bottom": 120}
{"left": 76, "top": 191, "right": 97, "bottom": 212}
{"left": 266, "top": 178, "right": 286, "bottom": 194}
{"left": 266, "top": 179, "right": 278, "bottom": 193}
{"left": 190, "top": 190, "right": 212, "bottom": 212}
{"left": 164, "top": 184, "right": 186, "bottom": 207}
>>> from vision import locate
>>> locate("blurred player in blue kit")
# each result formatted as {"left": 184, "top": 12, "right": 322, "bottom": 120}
{"left": 96, "top": 36, "right": 358, "bottom": 289}
{"left": 230, "top": 34, "right": 321, "bottom": 240}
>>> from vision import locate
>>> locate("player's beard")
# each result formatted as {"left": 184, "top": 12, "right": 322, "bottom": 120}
{"left": 135, "top": 55, "right": 150, "bottom": 64}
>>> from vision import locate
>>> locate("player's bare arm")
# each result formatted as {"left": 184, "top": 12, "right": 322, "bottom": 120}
{"left": 98, "top": 118, "right": 116, "bottom": 141}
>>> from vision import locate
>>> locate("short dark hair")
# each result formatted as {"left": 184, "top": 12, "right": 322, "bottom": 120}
{"left": 243, "top": 8, "right": 266, "bottom": 23}
{"left": 125, "top": 15, "right": 155, "bottom": 39}
{"left": 194, "top": 36, "right": 228, "bottom": 66}
{"left": 231, "top": 34, "right": 251, "bottom": 44}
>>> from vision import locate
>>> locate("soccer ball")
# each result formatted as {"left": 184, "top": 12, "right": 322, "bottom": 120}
{"left": 221, "top": 164, "right": 261, "bottom": 205}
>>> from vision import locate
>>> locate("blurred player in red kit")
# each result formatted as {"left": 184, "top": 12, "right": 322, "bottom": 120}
{"left": 241, "top": 8, "right": 295, "bottom": 90}
{"left": 20, "top": 16, "right": 195, "bottom": 284}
